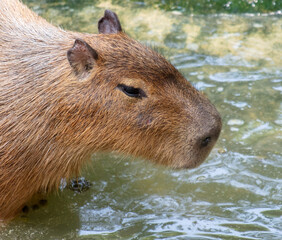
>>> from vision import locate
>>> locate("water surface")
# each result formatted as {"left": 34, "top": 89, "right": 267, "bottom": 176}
{"left": 1, "top": 0, "right": 281, "bottom": 239}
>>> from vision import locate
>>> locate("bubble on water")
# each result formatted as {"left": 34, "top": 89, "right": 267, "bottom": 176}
{"left": 256, "top": 179, "right": 262, "bottom": 185}
{"left": 196, "top": 81, "right": 215, "bottom": 90}
{"left": 124, "top": 212, "right": 138, "bottom": 218}
{"left": 197, "top": 75, "right": 204, "bottom": 80}
{"left": 272, "top": 86, "right": 282, "bottom": 92}
{"left": 271, "top": 79, "right": 281, "bottom": 83}
{"left": 242, "top": 122, "right": 272, "bottom": 140}
{"left": 217, "top": 87, "right": 224, "bottom": 92}
{"left": 274, "top": 119, "right": 282, "bottom": 125}
{"left": 225, "top": 100, "right": 249, "bottom": 109}
{"left": 187, "top": 43, "right": 199, "bottom": 51}
{"left": 196, "top": 176, "right": 206, "bottom": 181}
{"left": 227, "top": 119, "right": 245, "bottom": 126}
{"left": 171, "top": 11, "right": 182, "bottom": 16}
{"left": 189, "top": 72, "right": 198, "bottom": 76}
{"left": 209, "top": 71, "right": 268, "bottom": 82}
{"left": 253, "top": 23, "right": 264, "bottom": 28}
{"left": 209, "top": 168, "right": 230, "bottom": 178}
{"left": 230, "top": 127, "right": 239, "bottom": 132}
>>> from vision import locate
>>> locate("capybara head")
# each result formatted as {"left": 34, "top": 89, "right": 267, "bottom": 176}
{"left": 66, "top": 10, "right": 222, "bottom": 169}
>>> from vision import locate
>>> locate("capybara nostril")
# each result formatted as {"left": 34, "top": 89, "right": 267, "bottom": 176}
{"left": 201, "top": 136, "right": 212, "bottom": 148}
{"left": 198, "top": 115, "right": 222, "bottom": 149}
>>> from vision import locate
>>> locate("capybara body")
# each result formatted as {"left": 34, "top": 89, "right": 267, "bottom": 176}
{"left": 0, "top": 0, "right": 221, "bottom": 221}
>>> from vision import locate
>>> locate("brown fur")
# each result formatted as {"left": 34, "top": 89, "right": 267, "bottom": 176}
{"left": 0, "top": 0, "right": 221, "bottom": 221}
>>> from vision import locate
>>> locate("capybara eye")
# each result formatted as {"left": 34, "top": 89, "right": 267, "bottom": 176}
{"left": 117, "top": 84, "right": 147, "bottom": 99}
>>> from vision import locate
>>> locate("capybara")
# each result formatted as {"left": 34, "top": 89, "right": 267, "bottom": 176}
{"left": 0, "top": 0, "right": 221, "bottom": 221}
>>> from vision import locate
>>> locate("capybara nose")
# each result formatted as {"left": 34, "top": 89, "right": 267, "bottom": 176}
{"left": 199, "top": 119, "right": 222, "bottom": 149}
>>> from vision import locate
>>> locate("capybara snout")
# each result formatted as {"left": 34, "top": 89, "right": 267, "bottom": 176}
{"left": 0, "top": 0, "right": 221, "bottom": 221}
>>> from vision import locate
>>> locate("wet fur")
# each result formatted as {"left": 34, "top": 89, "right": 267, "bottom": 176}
{"left": 0, "top": 0, "right": 221, "bottom": 221}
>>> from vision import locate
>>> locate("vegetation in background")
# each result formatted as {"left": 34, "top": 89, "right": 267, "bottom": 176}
{"left": 25, "top": 0, "right": 282, "bottom": 14}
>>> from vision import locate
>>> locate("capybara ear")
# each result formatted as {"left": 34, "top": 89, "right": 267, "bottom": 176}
{"left": 67, "top": 39, "right": 98, "bottom": 78}
{"left": 98, "top": 10, "right": 122, "bottom": 34}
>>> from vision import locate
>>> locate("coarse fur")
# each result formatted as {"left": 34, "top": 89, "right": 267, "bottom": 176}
{"left": 0, "top": 0, "right": 221, "bottom": 221}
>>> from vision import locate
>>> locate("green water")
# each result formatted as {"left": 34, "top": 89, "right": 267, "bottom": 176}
{"left": 1, "top": 0, "right": 281, "bottom": 239}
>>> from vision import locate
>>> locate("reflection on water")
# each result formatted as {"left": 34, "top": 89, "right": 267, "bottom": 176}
{"left": 1, "top": 0, "right": 281, "bottom": 239}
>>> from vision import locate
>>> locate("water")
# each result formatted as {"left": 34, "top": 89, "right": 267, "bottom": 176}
{"left": 1, "top": 0, "right": 282, "bottom": 239}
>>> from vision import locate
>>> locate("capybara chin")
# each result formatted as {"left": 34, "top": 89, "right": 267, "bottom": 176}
{"left": 0, "top": 0, "right": 221, "bottom": 221}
